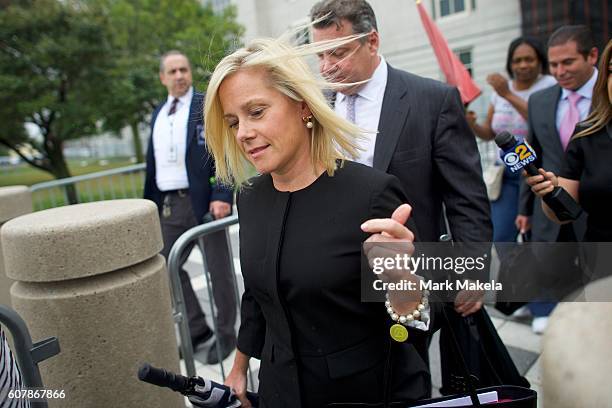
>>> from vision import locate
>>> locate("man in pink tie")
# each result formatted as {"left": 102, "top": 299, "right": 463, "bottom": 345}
{"left": 516, "top": 25, "right": 598, "bottom": 334}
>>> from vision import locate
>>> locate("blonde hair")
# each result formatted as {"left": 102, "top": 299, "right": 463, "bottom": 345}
{"left": 204, "top": 32, "right": 367, "bottom": 187}
{"left": 574, "top": 39, "right": 612, "bottom": 138}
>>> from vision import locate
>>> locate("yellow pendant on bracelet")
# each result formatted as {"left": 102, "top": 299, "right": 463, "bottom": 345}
{"left": 390, "top": 324, "right": 409, "bottom": 342}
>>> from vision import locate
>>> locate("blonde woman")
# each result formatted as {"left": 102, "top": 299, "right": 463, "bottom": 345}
{"left": 526, "top": 39, "right": 612, "bottom": 242}
{"left": 204, "top": 36, "right": 430, "bottom": 407}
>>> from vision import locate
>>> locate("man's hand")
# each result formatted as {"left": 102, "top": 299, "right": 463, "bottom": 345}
{"left": 486, "top": 73, "right": 510, "bottom": 97}
{"left": 514, "top": 215, "right": 531, "bottom": 234}
{"left": 454, "top": 288, "right": 484, "bottom": 317}
{"left": 210, "top": 200, "right": 231, "bottom": 219}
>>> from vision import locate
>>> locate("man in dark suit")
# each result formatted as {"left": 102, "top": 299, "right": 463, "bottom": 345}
{"left": 310, "top": 0, "right": 492, "bottom": 397}
{"left": 144, "top": 50, "right": 236, "bottom": 363}
{"left": 517, "top": 26, "right": 598, "bottom": 333}
{"left": 310, "top": 1, "right": 491, "bottom": 309}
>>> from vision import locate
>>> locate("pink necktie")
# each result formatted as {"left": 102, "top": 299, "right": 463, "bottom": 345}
{"left": 559, "top": 92, "right": 582, "bottom": 151}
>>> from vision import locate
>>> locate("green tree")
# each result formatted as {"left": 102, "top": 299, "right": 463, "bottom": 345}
{"left": 101, "top": 0, "right": 243, "bottom": 162}
{"left": 0, "top": 0, "right": 243, "bottom": 188}
{"left": 0, "top": 0, "right": 114, "bottom": 202}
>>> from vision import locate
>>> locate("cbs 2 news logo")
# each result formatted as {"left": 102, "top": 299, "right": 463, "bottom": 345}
{"left": 503, "top": 141, "right": 536, "bottom": 170}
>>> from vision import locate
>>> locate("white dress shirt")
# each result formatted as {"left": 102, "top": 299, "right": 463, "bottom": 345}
{"left": 334, "top": 56, "right": 388, "bottom": 167}
{"left": 555, "top": 68, "right": 598, "bottom": 134}
{"left": 153, "top": 87, "right": 193, "bottom": 192}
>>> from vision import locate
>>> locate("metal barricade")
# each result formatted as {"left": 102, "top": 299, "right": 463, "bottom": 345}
{"left": 29, "top": 163, "right": 146, "bottom": 211}
{"left": 0, "top": 305, "right": 60, "bottom": 408}
{"left": 167, "top": 214, "right": 255, "bottom": 389}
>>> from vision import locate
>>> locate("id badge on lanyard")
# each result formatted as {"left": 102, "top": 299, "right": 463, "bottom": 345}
{"left": 168, "top": 117, "right": 178, "bottom": 163}
{"left": 168, "top": 144, "right": 178, "bottom": 163}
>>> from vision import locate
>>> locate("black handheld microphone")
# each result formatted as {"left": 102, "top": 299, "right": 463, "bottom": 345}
{"left": 138, "top": 363, "right": 259, "bottom": 407}
{"left": 494, "top": 131, "right": 582, "bottom": 222}
{"left": 138, "top": 363, "right": 189, "bottom": 392}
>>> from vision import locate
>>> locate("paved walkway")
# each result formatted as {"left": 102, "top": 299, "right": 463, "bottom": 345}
{"left": 179, "top": 226, "right": 543, "bottom": 406}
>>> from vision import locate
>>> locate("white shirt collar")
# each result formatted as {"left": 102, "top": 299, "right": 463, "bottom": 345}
{"left": 166, "top": 86, "right": 193, "bottom": 108}
{"left": 561, "top": 68, "right": 598, "bottom": 101}
{"left": 336, "top": 56, "right": 387, "bottom": 103}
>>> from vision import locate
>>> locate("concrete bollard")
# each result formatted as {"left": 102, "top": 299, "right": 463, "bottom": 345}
{"left": 541, "top": 275, "right": 612, "bottom": 408}
{"left": 0, "top": 186, "right": 32, "bottom": 307}
{"left": 1, "top": 199, "right": 182, "bottom": 407}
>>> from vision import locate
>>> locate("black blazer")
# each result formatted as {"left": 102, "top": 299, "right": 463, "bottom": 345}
{"left": 333, "top": 64, "right": 492, "bottom": 244}
{"left": 236, "top": 162, "right": 432, "bottom": 407}
{"left": 143, "top": 90, "right": 233, "bottom": 222}
{"left": 519, "top": 84, "right": 587, "bottom": 242}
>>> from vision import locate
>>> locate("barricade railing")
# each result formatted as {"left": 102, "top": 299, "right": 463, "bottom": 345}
{"left": 167, "top": 214, "right": 255, "bottom": 390}
{"left": 0, "top": 305, "right": 61, "bottom": 408}
{"left": 29, "top": 163, "right": 146, "bottom": 211}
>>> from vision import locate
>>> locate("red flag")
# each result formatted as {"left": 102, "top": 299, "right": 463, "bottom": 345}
{"left": 416, "top": 0, "right": 481, "bottom": 104}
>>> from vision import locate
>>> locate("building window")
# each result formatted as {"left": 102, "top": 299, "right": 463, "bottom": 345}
{"left": 436, "top": 0, "right": 474, "bottom": 18}
{"left": 455, "top": 48, "right": 473, "bottom": 77}
{"left": 209, "top": 0, "right": 231, "bottom": 13}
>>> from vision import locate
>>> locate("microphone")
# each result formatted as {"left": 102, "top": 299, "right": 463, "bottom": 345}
{"left": 138, "top": 363, "right": 259, "bottom": 407}
{"left": 494, "top": 131, "right": 582, "bottom": 222}
{"left": 138, "top": 363, "right": 189, "bottom": 392}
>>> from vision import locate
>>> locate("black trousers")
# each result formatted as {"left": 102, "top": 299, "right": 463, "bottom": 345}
{"left": 159, "top": 191, "right": 237, "bottom": 341}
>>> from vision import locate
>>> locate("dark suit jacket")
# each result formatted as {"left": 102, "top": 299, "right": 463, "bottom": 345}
{"left": 519, "top": 84, "right": 587, "bottom": 242}
{"left": 143, "top": 90, "right": 233, "bottom": 222}
{"left": 334, "top": 64, "right": 492, "bottom": 244}
{"left": 237, "top": 162, "right": 433, "bottom": 407}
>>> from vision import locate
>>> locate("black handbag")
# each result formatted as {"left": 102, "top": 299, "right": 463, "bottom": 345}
{"left": 494, "top": 235, "right": 535, "bottom": 315}
{"left": 440, "top": 306, "right": 530, "bottom": 395}
{"left": 327, "top": 305, "right": 537, "bottom": 408}
{"left": 419, "top": 305, "right": 536, "bottom": 407}
{"left": 494, "top": 234, "right": 584, "bottom": 315}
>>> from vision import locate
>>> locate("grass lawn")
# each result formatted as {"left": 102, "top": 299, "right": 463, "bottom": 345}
{"left": 0, "top": 157, "right": 137, "bottom": 187}
{"left": 0, "top": 158, "right": 145, "bottom": 210}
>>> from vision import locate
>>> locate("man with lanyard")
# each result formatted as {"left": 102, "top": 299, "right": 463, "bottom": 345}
{"left": 144, "top": 51, "right": 236, "bottom": 364}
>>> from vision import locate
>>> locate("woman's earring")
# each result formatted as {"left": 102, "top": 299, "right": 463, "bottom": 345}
{"left": 303, "top": 115, "right": 314, "bottom": 129}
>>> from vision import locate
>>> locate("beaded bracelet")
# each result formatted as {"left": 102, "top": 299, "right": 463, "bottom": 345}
{"left": 385, "top": 290, "right": 429, "bottom": 325}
